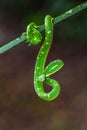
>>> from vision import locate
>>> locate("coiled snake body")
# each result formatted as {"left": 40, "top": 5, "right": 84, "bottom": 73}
{"left": 27, "top": 15, "right": 64, "bottom": 101}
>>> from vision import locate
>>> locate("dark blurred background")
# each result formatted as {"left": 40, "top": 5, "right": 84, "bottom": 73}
{"left": 0, "top": 0, "right": 87, "bottom": 130}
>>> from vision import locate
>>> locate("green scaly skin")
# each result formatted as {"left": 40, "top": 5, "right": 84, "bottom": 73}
{"left": 27, "top": 15, "right": 64, "bottom": 101}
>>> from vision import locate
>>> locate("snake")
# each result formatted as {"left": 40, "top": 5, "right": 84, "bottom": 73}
{"left": 26, "top": 15, "right": 64, "bottom": 101}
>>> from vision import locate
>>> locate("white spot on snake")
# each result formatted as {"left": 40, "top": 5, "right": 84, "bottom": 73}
{"left": 34, "top": 71, "right": 36, "bottom": 74}
{"left": 37, "top": 56, "right": 39, "bottom": 59}
{"left": 47, "top": 31, "right": 51, "bottom": 34}
{"left": 34, "top": 81, "right": 36, "bottom": 84}
{"left": 37, "top": 87, "right": 41, "bottom": 90}
{"left": 46, "top": 42, "right": 49, "bottom": 45}
{"left": 38, "top": 93, "right": 41, "bottom": 96}
{"left": 37, "top": 67, "right": 39, "bottom": 70}
{"left": 41, "top": 51, "right": 45, "bottom": 54}
{"left": 48, "top": 94, "right": 50, "bottom": 98}
{"left": 45, "top": 37, "right": 48, "bottom": 40}
{"left": 46, "top": 66, "right": 48, "bottom": 69}
{"left": 44, "top": 93, "right": 46, "bottom": 97}
{"left": 34, "top": 37, "right": 37, "bottom": 40}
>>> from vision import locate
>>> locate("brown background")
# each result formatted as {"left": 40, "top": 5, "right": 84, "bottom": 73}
{"left": 0, "top": 1, "right": 87, "bottom": 130}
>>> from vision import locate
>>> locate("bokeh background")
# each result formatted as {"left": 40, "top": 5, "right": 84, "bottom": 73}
{"left": 0, "top": 0, "right": 87, "bottom": 130}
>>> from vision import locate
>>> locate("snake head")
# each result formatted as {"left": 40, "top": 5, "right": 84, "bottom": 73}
{"left": 26, "top": 22, "right": 42, "bottom": 45}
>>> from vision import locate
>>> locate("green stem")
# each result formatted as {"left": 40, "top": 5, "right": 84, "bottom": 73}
{"left": 0, "top": 1, "right": 87, "bottom": 54}
{"left": 0, "top": 36, "right": 26, "bottom": 54}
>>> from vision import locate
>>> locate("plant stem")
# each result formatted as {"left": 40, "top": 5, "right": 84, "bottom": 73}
{"left": 0, "top": 1, "right": 87, "bottom": 54}
{"left": 0, "top": 36, "right": 26, "bottom": 54}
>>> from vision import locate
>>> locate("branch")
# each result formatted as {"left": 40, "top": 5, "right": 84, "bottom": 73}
{"left": 0, "top": 1, "right": 87, "bottom": 54}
